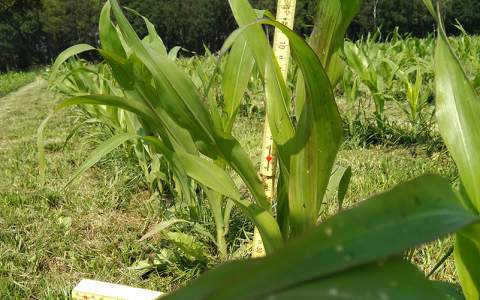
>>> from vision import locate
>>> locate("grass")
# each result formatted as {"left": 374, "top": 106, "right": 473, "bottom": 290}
{"left": 0, "top": 78, "right": 459, "bottom": 298}
{"left": 0, "top": 80, "right": 182, "bottom": 298}
{"left": 0, "top": 70, "right": 38, "bottom": 97}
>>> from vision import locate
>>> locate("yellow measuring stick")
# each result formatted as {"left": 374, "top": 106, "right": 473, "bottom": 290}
{"left": 72, "top": 279, "right": 163, "bottom": 300}
{"left": 252, "top": 0, "right": 297, "bottom": 258}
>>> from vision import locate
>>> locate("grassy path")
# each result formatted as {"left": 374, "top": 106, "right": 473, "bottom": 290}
{"left": 0, "top": 80, "right": 46, "bottom": 151}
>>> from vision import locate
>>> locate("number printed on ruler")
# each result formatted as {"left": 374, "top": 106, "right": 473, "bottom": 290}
{"left": 273, "top": 0, "right": 297, "bottom": 78}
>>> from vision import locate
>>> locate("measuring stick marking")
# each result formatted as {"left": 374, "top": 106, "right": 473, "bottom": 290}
{"left": 252, "top": 0, "right": 297, "bottom": 258}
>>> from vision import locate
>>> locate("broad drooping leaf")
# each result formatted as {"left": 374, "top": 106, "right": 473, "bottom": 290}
{"left": 49, "top": 44, "right": 95, "bottom": 83}
{"left": 57, "top": 94, "right": 159, "bottom": 125}
{"left": 218, "top": 175, "right": 476, "bottom": 299}
{"left": 433, "top": 281, "right": 466, "bottom": 300}
{"left": 164, "top": 175, "right": 478, "bottom": 300}
{"left": 166, "top": 260, "right": 451, "bottom": 300}
{"left": 99, "top": 1, "right": 125, "bottom": 58}
{"left": 175, "top": 150, "right": 241, "bottom": 201}
{"left": 139, "top": 14, "right": 168, "bottom": 57}
{"left": 433, "top": 10, "right": 480, "bottom": 210}
{"left": 266, "top": 260, "right": 449, "bottom": 300}
{"left": 427, "top": 4, "right": 480, "bottom": 298}
{"left": 323, "top": 165, "right": 352, "bottom": 212}
{"left": 265, "top": 19, "right": 342, "bottom": 236}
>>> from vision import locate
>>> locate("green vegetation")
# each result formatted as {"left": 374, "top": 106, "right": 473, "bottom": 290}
{"left": 2, "top": 0, "right": 480, "bottom": 298}
{"left": 164, "top": 2, "right": 480, "bottom": 297}
{"left": 0, "top": 83, "right": 459, "bottom": 298}
{"left": 424, "top": 1, "right": 480, "bottom": 298}
{"left": 0, "top": 70, "right": 37, "bottom": 96}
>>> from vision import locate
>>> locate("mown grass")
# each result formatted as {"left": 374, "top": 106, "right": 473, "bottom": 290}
{"left": 0, "top": 79, "right": 458, "bottom": 298}
{"left": 0, "top": 81, "right": 180, "bottom": 298}
{"left": 0, "top": 70, "right": 38, "bottom": 97}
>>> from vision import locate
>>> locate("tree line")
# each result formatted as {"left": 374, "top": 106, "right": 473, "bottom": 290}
{"left": 1, "top": 0, "right": 479, "bottom": 71}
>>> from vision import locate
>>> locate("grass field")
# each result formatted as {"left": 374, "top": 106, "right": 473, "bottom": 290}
{"left": 0, "top": 71, "right": 38, "bottom": 97}
{"left": 0, "top": 77, "right": 460, "bottom": 298}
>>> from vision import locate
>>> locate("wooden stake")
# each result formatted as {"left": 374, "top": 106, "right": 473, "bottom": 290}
{"left": 252, "top": 0, "right": 297, "bottom": 258}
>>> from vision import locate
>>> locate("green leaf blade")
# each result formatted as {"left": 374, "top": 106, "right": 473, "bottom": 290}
{"left": 99, "top": 2, "right": 126, "bottom": 58}
{"left": 454, "top": 225, "right": 480, "bottom": 300}
{"left": 269, "top": 260, "right": 450, "bottom": 300}
{"left": 229, "top": 175, "right": 476, "bottom": 299}
{"left": 434, "top": 25, "right": 480, "bottom": 208}
{"left": 49, "top": 44, "right": 95, "bottom": 83}
{"left": 222, "top": 37, "right": 255, "bottom": 132}
{"left": 176, "top": 151, "right": 241, "bottom": 201}
{"left": 66, "top": 132, "right": 136, "bottom": 187}
{"left": 164, "top": 175, "right": 478, "bottom": 300}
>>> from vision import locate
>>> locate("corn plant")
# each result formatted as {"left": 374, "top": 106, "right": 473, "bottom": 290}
{"left": 389, "top": 34, "right": 435, "bottom": 68}
{"left": 47, "top": 57, "right": 172, "bottom": 196}
{"left": 43, "top": 12, "right": 235, "bottom": 260}
{"left": 341, "top": 67, "right": 361, "bottom": 132}
{"left": 342, "top": 29, "right": 438, "bottom": 136}
{"left": 422, "top": 1, "right": 480, "bottom": 299}
{"left": 395, "top": 65, "right": 432, "bottom": 126}
{"left": 343, "top": 37, "right": 398, "bottom": 127}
